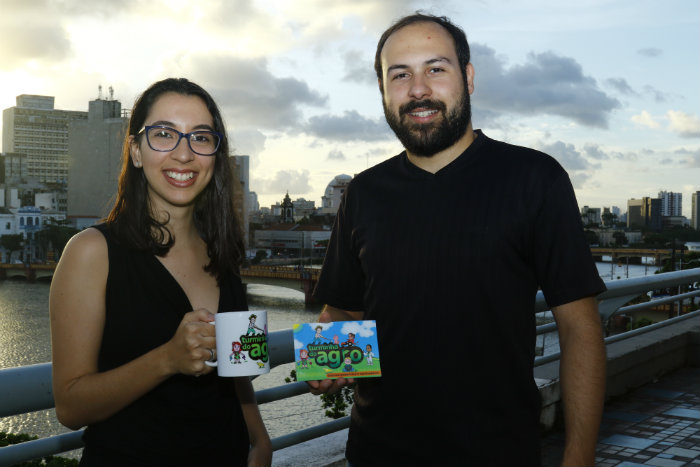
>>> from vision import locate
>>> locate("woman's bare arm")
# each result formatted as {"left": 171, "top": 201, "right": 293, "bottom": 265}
{"left": 50, "top": 229, "right": 216, "bottom": 429}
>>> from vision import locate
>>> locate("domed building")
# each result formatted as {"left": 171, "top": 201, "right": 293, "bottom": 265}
{"left": 320, "top": 174, "right": 352, "bottom": 215}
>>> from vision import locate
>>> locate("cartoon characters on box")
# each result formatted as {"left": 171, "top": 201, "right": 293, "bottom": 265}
{"left": 341, "top": 333, "right": 356, "bottom": 347}
{"left": 311, "top": 325, "right": 329, "bottom": 345}
{"left": 342, "top": 356, "right": 355, "bottom": 372}
{"left": 293, "top": 321, "right": 381, "bottom": 380}
{"left": 364, "top": 344, "right": 375, "bottom": 366}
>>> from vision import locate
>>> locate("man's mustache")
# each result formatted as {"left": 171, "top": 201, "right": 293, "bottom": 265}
{"left": 399, "top": 99, "right": 447, "bottom": 116}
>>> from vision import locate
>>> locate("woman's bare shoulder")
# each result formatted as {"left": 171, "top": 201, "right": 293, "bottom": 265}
{"left": 58, "top": 227, "right": 108, "bottom": 270}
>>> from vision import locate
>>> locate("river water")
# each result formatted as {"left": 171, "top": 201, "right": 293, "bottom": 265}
{"left": 0, "top": 260, "right": 658, "bottom": 458}
{"left": 0, "top": 280, "right": 324, "bottom": 459}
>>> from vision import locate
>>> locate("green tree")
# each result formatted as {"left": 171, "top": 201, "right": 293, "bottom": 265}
{"left": 642, "top": 232, "right": 666, "bottom": 248}
{"left": 601, "top": 212, "right": 617, "bottom": 227}
{"left": 285, "top": 369, "right": 355, "bottom": 419}
{"left": 251, "top": 249, "right": 268, "bottom": 265}
{"left": 0, "top": 233, "right": 24, "bottom": 263}
{"left": 583, "top": 230, "right": 599, "bottom": 245}
{"left": 658, "top": 251, "right": 700, "bottom": 273}
{"left": 35, "top": 219, "right": 79, "bottom": 261}
{"left": 612, "top": 231, "right": 628, "bottom": 246}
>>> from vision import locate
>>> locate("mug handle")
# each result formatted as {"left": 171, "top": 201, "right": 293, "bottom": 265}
{"left": 205, "top": 321, "right": 217, "bottom": 367}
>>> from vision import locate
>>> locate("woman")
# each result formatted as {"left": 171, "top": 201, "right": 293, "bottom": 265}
{"left": 50, "top": 78, "right": 271, "bottom": 466}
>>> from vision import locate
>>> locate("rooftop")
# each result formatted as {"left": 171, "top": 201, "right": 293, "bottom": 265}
{"left": 541, "top": 366, "right": 699, "bottom": 467}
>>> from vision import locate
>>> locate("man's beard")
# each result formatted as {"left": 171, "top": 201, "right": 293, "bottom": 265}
{"left": 383, "top": 90, "right": 471, "bottom": 157}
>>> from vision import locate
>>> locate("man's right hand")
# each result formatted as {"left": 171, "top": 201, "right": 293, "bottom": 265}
{"left": 305, "top": 305, "right": 363, "bottom": 395}
{"left": 307, "top": 377, "right": 353, "bottom": 395}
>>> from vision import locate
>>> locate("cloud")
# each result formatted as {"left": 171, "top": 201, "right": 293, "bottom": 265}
{"left": 342, "top": 50, "right": 377, "bottom": 85}
{"left": 605, "top": 78, "right": 638, "bottom": 96}
{"left": 253, "top": 169, "right": 313, "bottom": 194}
{"left": 328, "top": 149, "right": 347, "bottom": 161}
{"left": 0, "top": 0, "right": 148, "bottom": 70}
{"left": 631, "top": 110, "right": 660, "bottom": 129}
{"left": 637, "top": 47, "right": 663, "bottom": 58}
{"left": 674, "top": 148, "right": 700, "bottom": 168}
{"left": 0, "top": 15, "right": 71, "bottom": 69}
{"left": 537, "top": 140, "right": 601, "bottom": 188}
{"left": 667, "top": 111, "right": 700, "bottom": 138}
{"left": 642, "top": 85, "right": 670, "bottom": 103}
{"left": 167, "top": 54, "right": 327, "bottom": 130}
{"left": 471, "top": 44, "right": 620, "bottom": 128}
{"left": 539, "top": 141, "right": 589, "bottom": 171}
{"left": 611, "top": 150, "right": 639, "bottom": 162}
{"left": 583, "top": 143, "right": 609, "bottom": 160}
{"left": 357, "top": 146, "right": 395, "bottom": 162}
{"left": 304, "top": 110, "right": 393, "bottom": 141}
{"left": 230, "top": 129, "right": 267, "bottom": 157}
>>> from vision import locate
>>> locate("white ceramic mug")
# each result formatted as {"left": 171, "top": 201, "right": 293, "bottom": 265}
{"left": 205, "top": 311, "right": 270, "bottom": 376}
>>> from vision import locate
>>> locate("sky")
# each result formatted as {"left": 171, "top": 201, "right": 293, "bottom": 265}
{"left": 1, "top": 0, "right": 699, "bottom": 218}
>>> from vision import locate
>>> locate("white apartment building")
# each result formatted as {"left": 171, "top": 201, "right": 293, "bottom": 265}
{"left": 3, "top": 95, "right": 87, "bottom": 184}
{"left": 658, "top": 191, "right": 682, "bottom": 217}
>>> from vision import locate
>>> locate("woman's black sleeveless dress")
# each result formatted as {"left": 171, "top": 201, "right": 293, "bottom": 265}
{"left": 79, "top": 224, "right": 250, "bottom": 466}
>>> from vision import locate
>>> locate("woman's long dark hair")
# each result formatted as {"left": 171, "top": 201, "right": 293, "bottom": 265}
{"left": 107, "top": 78, "right": 244, "bottom": 282}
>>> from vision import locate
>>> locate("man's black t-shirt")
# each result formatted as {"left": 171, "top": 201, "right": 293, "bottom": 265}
{"left": 313, "top": 131, "right": 606, "bottom": 466}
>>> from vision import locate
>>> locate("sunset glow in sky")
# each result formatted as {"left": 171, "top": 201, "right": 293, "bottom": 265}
{"left": 1, "top": 0, "right": 698, "bottom": 216}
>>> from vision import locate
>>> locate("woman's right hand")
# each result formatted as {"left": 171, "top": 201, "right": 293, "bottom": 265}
{"left": 163, "top": 309, "right": 217, "bottom": 376}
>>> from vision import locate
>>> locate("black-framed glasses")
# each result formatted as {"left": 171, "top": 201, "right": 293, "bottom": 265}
{"left": 138, "top": 125, "right": 222, "bottom": 156}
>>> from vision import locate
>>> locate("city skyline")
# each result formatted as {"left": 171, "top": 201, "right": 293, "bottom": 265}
{"left": 1, "top": 0, "right": 698, "bottom": 217}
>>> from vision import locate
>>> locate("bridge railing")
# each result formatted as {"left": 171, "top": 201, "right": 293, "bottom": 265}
{"left": 241, "top": 265, "right": 320, "bottom": 280}
{"left": 0, "top": 268, "right": 698, "bottom": 466}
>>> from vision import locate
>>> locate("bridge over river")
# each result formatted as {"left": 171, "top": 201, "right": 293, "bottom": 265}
{"left": 590, "top": 247, "right": 673, "bottom": 265}
{"left": 241, "top": 265, "right": 320, "bottom": 305}
{"left": 0, "top": 263, "right": 56, "bottom": 281}
{"left": 0, "top": 250, "right": 674, "bottom": 303}
{"left": 0, "top": 262, "right": 321, "bottom": 304}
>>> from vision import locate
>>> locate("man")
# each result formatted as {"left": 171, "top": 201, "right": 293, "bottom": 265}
{"left": 310, "top": 13, "right": 607, "bottom": 466}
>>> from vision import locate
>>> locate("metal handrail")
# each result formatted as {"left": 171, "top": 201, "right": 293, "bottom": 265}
{"left": 1, "top": 268, "right": 698, "bottom": 465}
{"left": 535, "top": 310, "right": 700, "bottom": 366}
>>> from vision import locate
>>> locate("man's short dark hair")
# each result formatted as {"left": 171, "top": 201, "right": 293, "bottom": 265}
{"left": 374, "top": 12, "right": 471, "bottom": 91}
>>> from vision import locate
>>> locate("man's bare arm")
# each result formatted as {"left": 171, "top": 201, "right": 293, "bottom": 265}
{"left": 552, "top": 296, "right": 606, "bottom": 466}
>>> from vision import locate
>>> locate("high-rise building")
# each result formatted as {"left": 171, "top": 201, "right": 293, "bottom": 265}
{"left": 3, "top": 95, "right": 88, "bottom": 183}
{"left": 248, "top": 191, "right": 259, "bottom": 212}
{"left": 67, "top": 98, "right": 128, "bottom": 224}
{"left": 0, "top": 152, "right": 27, "bottom": 184}
{"left": 230, "top": 155, "right": 250, "bottom": 247}
{"left": 692, "top": 191, "right": 700, "bottom": 230}
{"left": 658, "top": 191, "right": 682, "bottom": 217}
{"left": 645, "top": 197, "right": 662, "bottom": 231}
{"left": 627, "top": 199, "right": 643, "bottom": 228}
{"left": 627, "top": 197, "right": 662, "bottom": 231}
